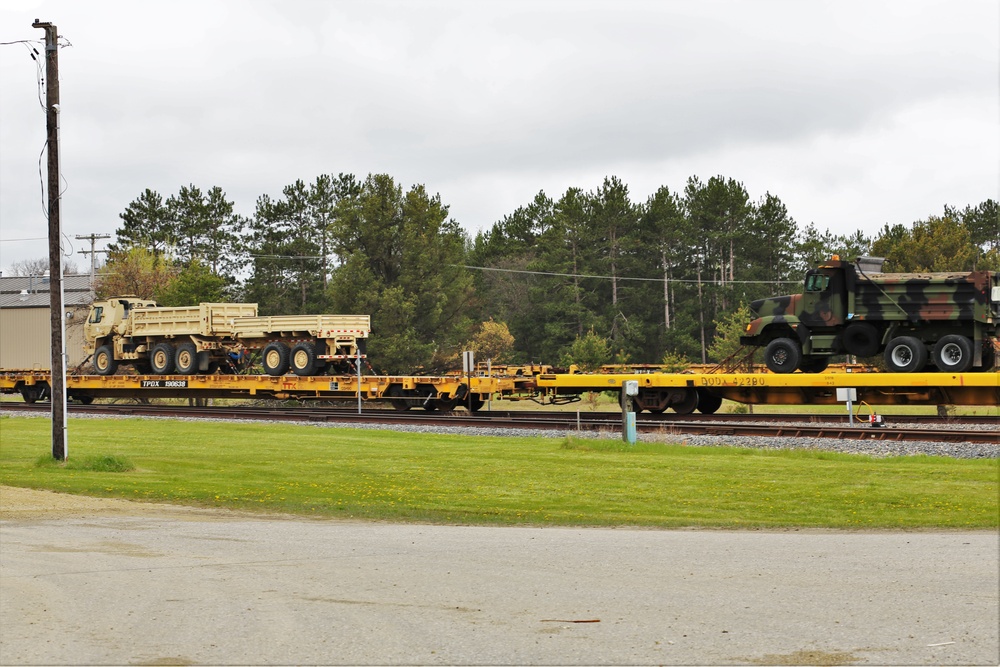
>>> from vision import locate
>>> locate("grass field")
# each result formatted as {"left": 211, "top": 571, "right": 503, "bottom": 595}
{"left": 1, "top": 415, "right": 996, "bottom": 529}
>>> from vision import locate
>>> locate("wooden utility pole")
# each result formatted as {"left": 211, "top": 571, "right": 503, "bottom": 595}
{"left": 34, "top": 19, "right": 67, "bottom": 460}
{"left": 76, "top": 233, "right": 110, "bottom": 285}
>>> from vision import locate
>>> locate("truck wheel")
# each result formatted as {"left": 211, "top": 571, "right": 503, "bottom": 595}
{"left": 884, "top": 336, "right": 927, "bottom": 372}
{"left": 932, "top": 335, "right": 973, "bottom": 373}
{"left": 764, "top": 337, "right": 801, "bottom": 373}
{"left": 842, "top": 322, "right": 880, "bottom": 357}
{"left": 150, "top": 342, "right": 176, "bottom": 375}
{"left": 291, "top": 342, "right": 319, "bottom": 376}
{"left": 93, "top": 345, "right": 118, "bottom": 376}
{"left": 175, "top": 342, "right": 198, "bottom": 374}
{"left": 262, "top": 342, "right": 290, "bottom": 376}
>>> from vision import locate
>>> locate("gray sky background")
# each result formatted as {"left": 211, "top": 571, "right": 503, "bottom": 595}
{"left": 1, "top": 0, "right": 997, "bottom": 275}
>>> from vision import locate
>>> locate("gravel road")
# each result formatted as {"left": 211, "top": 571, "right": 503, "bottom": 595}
{"left": 1, "top": 486, "right": 997, "bottom": 666}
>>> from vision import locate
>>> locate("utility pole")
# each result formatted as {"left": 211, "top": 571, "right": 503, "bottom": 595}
{"left": 34, "top": 19, "right": 67, "bottom": 461}
{"left": 76, "top": 233, "right": 110, "bottom": 286}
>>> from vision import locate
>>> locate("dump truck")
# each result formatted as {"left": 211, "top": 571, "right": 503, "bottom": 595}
{"left": 740, "top": 257, "right": 1000, "bottom": 373}
{"left": 83, "top": 297, "right": 370, "bottom": 377}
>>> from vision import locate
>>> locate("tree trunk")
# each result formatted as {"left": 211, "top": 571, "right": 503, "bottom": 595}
{"left": 661, "top": 250, "right": 671, "bottom": 329}
{"left": 697, "top": 270, "right": 706, "bottom": 364}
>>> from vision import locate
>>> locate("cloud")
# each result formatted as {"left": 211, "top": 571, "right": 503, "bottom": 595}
{"left": 1, "top": 0, "right": 996, "bottom": 272}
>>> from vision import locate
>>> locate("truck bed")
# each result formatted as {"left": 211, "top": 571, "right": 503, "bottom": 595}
{"left": 856, "top": 271, "right": 998, "bottom": 323}
{"left": 231, "top": 314, "right": 371, "bottom": 338}
{"left": 130, "top": 303, "right": 259, "bottom": 338}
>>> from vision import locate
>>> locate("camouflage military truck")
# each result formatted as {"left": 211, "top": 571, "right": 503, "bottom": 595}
{"left": 739, "top": 257, "right": 1000, "bottom": 373}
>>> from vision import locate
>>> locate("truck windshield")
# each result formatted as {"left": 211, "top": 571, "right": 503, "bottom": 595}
{"left": 88, "top": 306, "right": 103, "bottom": 323}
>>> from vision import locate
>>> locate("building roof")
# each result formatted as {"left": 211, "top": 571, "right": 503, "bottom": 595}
{"left": 0, "top": 274, "right": 95, "bottom": 308}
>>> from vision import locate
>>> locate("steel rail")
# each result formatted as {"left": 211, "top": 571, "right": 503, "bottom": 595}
{"left": 5, "top": 401, "right": 996, "bottom": 425}
{"left": 3, "top": 402, "right": 997, "bottom": 444}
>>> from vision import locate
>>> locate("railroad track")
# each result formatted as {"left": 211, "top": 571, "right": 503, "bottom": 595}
{"left": 4, "top": 402, "right": 997, "bottom": 444}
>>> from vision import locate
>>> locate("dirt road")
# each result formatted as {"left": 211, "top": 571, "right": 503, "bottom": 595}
{"left": 1, "top": 486, "right": 997, "bottom": 665}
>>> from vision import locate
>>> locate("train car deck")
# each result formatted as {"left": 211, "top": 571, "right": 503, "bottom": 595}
{"left": 1, "top": 369, "right": 997, "bottom": 410}
{"left": 534, "top": 370, "right": 1000, "bottom": 409}
{"left": 0, "top": 371, "right": 519, "bottom": 410}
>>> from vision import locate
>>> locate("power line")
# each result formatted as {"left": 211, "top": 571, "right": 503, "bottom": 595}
{"left": 457, "top": 264, "right": 801, "bottom": 285}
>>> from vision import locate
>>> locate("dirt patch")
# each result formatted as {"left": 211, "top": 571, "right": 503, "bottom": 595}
{"left": 0, "top": 485, "right": 233, "bottom": 522}
{"left": 748, "top": 649, "right": 863, "bottom": 665}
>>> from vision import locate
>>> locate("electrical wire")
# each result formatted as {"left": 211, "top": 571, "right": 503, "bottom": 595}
{"left": 457, "top": 264, "right": 801, "bottom": 285}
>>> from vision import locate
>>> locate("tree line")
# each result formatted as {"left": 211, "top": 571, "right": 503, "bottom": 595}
{"left": 93, "top": 173, "right": 998, "bottom": 373}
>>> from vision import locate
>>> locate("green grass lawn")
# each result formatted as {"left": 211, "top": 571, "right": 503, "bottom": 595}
{"left": 1, "top": 415, "right": 996, "bottom": 529}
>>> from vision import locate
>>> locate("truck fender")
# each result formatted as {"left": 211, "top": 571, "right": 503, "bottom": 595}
{"left": 740, "top": 315, "right": 800, "bottom": 345}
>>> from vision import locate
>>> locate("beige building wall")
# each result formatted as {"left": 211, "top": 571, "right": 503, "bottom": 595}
{"left": 0, "top": 306, "right": 89, "bottom": 370}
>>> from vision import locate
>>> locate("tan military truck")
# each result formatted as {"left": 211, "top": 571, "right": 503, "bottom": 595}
{"left": 84, "top": 297, "right": 370, "bottom": 377}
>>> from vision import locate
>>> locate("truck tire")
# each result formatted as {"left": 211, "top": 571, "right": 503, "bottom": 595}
{"left": 150, "top": 342, "right": 176, "bottom": 375}
{"left": 932, "top": 335, "right": 973, "bottom": 373}
{"left": 764, "top": 337, "right": 801, "bottom": 373}
{"left": 291, "top": 342, "right": 319, "bottom": 376}
{"left": 262, "top": 342, "right": 290, "bottom": 376}
{"left": 884, "top": 336, "right": 927, "bottom": 372}
{"left": 842, "top": 322, "right": 880, "bottom": 357}
{"left": 93, "top": 345, "right": 118, "bottom": 376}
{"left": 175, "top": 342, "right": 198, "bottom": 375}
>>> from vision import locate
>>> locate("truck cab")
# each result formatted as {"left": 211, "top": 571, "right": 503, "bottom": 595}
{"left": 740, "top": 258, "right": 854, "bottom": 373}
{"left": 84, "top": 297, "right": 158, "bottom": 351}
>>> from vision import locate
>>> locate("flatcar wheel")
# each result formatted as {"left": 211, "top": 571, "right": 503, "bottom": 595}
{"left": 696, "top": 389, "right": 723, "bottom": 415}
{"left": 671, "top": 389, "right": 699, "bottom": 415}
{"left": 150, "top": 342, "right": 175, "bottom": 375}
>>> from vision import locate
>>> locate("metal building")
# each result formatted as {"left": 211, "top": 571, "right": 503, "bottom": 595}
{"left": 0, "top": 274, "right": 94, "bottom": 370}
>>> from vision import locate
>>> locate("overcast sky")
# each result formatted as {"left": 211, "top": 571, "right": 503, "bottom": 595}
{"left": 1, "top": 0, "right": 997, "bottom": 275}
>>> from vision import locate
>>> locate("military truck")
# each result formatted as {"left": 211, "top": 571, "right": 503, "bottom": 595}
{"left": 83, "top": 297, "right": 370, "bottom": 377}
{"left": 740, "top": 257, "right": 1000, "bottom": 373}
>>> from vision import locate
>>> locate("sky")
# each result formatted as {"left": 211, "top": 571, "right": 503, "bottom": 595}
{"left": 1, "top": 0, "right": 997, "bottom": 275}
